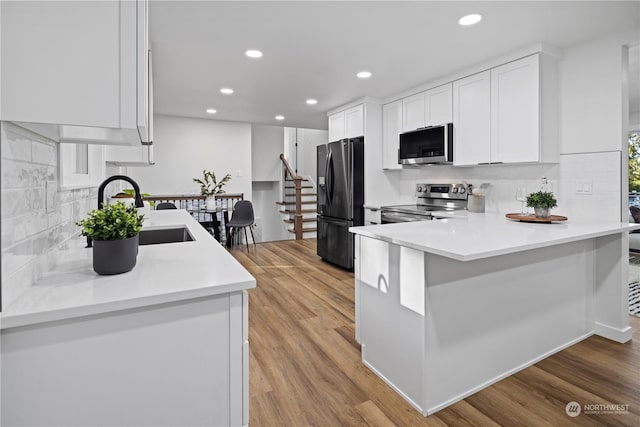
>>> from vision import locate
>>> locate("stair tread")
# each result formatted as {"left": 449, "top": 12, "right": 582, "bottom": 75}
{"left": 284, "top": 185, "right": 314, "bottom": 188}
{"left": 283, "top": 218, "right": 317, "bottom": 223}
{"left": 288, "top": 227, "right": 317, "bottom": 233}
{"left": 284, "top": 193, "right": 317, "bottom": 196}
{"left": 280, "top": 209, "right": 316, "bottom": 213}
{"left": 285, "top": 178, "right": 310, "bottom": 182}
{"left": 276, "top": 200, "right": 316, "bottom": 205}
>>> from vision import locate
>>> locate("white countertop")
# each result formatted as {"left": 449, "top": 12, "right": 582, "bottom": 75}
{"left": 1, "top": 210, "right": 256, "bottom": 329}
{"left": 350, "top": 211, "right": 640, "bottom": 261}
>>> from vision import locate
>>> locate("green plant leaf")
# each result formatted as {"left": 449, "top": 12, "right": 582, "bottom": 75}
{"left": 77, "top": 202, "right": 145, "bottom": 240}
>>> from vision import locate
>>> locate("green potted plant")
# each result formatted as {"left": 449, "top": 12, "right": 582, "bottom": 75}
{"left": 193, "top": 170, "right": 232, "bottom": 209}
{"left": 526, "top": 191, "right": 558, "bottom": 218}
{"left": 77, "top": 202, "right": 145, "bottom": 275}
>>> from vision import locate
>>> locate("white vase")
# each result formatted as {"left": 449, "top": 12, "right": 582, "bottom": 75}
{"left": 206, "top": 196, "right": 216, "bottom": 211}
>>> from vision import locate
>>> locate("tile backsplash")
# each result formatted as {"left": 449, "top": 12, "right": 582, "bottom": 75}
{"left": 1, "top": 122, "right": 96, "bottom": 307}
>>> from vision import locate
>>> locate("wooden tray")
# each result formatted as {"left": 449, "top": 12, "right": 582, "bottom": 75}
{"left": 505, "top": 213, "right": 568, "bottom": 223}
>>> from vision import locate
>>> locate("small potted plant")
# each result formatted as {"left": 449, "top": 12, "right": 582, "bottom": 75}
{"left": 77, "top": 202, "right": 145, "bottom": 275}
{"left": 526, "top": 191, "right": 558, "bottom": 218}
{"left": 193, "top": 170, "right": 232, "bottom": 210}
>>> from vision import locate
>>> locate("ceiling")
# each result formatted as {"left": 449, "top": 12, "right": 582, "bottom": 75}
{"left": 150, "top": 1, "right": 640, "bottom": 130}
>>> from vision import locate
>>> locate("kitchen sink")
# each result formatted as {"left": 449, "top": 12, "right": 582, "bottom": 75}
{"left": 138, "top": 227, "right": 195, "bottom": 245}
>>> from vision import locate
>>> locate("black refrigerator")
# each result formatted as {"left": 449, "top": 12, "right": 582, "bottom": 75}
{"left": 317, "top": 137, "right": 364, "bottom": 270}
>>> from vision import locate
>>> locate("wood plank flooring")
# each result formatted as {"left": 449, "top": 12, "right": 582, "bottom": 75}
{"left": 231, "top": 239, "right": 640, "bottom": 426}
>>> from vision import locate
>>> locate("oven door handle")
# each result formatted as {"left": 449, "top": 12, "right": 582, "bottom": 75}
{"left": 381, "top": 211, "right": 432, "bottom": 223}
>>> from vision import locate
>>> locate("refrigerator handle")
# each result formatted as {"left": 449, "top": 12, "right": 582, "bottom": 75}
{"left": 327, "top": 150, "right": 334, "bottom": 206}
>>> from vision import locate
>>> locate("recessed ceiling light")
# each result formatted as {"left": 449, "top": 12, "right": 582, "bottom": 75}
{"left": 275, "top": 115, "right": 285, "bottom": 121}
{"left": 206, "top": 108, "right": 217, "bottom": 114}
{"left": 306, "top": 98, "right": 318, "bottom": 105}
{"left": 245, "top": 49, "right": 263, "bottom": 58}
{"left": 357, "top": 71, "right": 372, "bottom": 79}
{"left": 220, "top": 88, "right": 234, "bottom": 95}
{"left": 458, "top": 14, "right": 482, "bottom": 26}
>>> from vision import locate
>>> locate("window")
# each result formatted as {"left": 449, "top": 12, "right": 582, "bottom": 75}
{"left": 59, "top": 143, "right": 105, "bottom": 188}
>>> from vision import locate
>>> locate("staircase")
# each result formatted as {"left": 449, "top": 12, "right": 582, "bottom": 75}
{"left": 278, "top": 154, "right": 317, "bottom": 239}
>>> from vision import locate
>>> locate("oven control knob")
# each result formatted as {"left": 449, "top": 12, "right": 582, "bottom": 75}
{"left": 451, "top": 187, "right": 458, "bottom": 193}
{"left": 459, "top": 187, "right": 466, "bottom": 194}
{"left": 417, "top": 185, "right": 423, "bottom": 193}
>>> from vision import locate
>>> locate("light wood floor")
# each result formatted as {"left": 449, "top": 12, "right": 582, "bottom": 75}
{"left": 231, "top": 239, "right": 640, "bottom": 426}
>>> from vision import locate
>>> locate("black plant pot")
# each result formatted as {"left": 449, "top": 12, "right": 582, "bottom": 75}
{"left": 92, "top": 234, "right": 139, "bottom": 275}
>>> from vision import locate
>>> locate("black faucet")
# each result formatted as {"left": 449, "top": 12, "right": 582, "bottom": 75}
{"left": 87, "top": 175, "right": 145, "bottom": 247}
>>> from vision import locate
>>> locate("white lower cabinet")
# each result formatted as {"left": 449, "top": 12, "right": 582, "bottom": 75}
{"left": 364, "top": 206, "right": 382, "bottom": 225}
{"left": 1, "top": 291, "right": 249, "bottom": 426}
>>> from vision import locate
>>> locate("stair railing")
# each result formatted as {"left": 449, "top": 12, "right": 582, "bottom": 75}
{"left": 279, "top": 153, "right": 303, "bottom": 240}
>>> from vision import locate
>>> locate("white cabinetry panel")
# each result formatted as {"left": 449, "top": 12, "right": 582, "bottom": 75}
{"left": 1, "top": 0, "right": 152, "bottom": 146}
{"left": 491, "top": 55, "right": 540, "bottom": 163}
{"left": 382, "top": 100, "right": 402, "bottom": 170}
{"left": 425, "top": 84, "right": 453, "bottom": 126}
{"left": 453, "top": 71, "right": 491, "bottom": 166}
{"left": 453, "top": 55, "right": 557, "bottom": 166}
{"left": 328, "top": 111, "right": 346, "bottom": 142}
{"left": 345, "top": 104, "right": 364, "bottom": 138}
{"left": 402, "top": 92, "right": 426, "bottom": 132}
{"left": 329, "top": 105, "right": 364, "bottom": 141}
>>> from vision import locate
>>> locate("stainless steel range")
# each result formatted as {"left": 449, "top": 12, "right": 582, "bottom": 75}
{"left": 380, "top": 183, "right": 468, "bottom": 223}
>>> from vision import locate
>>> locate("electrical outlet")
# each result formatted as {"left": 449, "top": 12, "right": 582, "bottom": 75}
{"left": 575, "top": 179, "right": 593, "bottom": 195}
{"left": 236, "top": 169, "right": 243, "bottom": 177}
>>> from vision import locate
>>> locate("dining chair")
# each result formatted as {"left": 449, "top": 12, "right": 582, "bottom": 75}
{"left": 225, "top": 200, "right": 256, "bottom": 250}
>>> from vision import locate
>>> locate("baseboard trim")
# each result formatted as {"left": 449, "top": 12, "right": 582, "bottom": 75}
{"left": 594, "top": 322, "right": 632, "bottom": 343}
{"left": 423, "top": 331, "right": 594, "bottom": 415}
{"left": 362, "top": 333, "right": 594, "bottom": 416}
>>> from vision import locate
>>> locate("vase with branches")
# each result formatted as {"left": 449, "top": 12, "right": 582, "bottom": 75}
{"left": 193, "top": 170, "right": 232, "bottom": 209}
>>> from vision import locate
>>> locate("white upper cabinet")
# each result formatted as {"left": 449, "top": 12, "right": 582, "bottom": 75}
{"left": 491, "top": 55, "right": 540, "bottom": 163}
{"left": 328, "top": 104, "right": 364, "bottom": 141}
{"left": 402, "top": 92, "right": 426, "bottom": 132}
{"left": 328, "top": 111, "right": 346, "bottom": 142}
{"left": 345, "top": 105, "right": 364, "bottom": 138}
{"left": 453, "top": 71, "right": 491, "bottom": 166}
{"left": 425, "top": 83, "right": 453, "bottom": 126}
{"left": 401, "top": 84, "right": 453, "bottom": 133}
{"left": 1, "top": 0, "right": 152, "bottom": 146}
{"left": 453, "top": 54, "right": 558, "bottom": 166}
{"left": 105, "top": 145, "right": 155, "bottom": 167}
{"left": 382, "top": 100, "right": 402, "bottom": 170}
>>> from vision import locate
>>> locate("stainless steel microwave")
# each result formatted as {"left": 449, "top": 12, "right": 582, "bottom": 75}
{"left": 399, "top": 123, "right": 453, "bottom": 165}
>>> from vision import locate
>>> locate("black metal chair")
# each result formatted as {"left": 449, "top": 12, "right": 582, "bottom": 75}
{"left": 225, "top": 200, "right": 256, "bottom": 250}
{"left": 156, "top": 202, "right": 177, "bottom": 210}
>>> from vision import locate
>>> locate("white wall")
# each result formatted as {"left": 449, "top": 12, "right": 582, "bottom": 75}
{"left": 251, "top": 124, "right": 284, "bottom": 182}
{"left": 560, "top": 28, "right": 639, "bottom": 154}
{"left": 251, "top": 181, "right": 290, "bottom": 242}
{"left": 631, "top": 111, "right": 640, "bottom": 129}
{"left": 250, "top": 125, "right": 325, "bottom": 242}
{"left": 297, "top": 128, "right": 327, "bottom": 184}
{"left": 131, "top": 115, "right": 252, "bottom": 200}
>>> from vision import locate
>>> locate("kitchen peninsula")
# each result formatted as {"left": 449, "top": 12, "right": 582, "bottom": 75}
{"left": 350, "top": 213, "right": 638, "bottom": 416}
{"left": 1, "top": 210, "right": 255, "bottom": 427}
